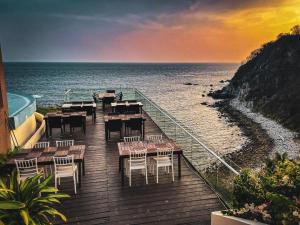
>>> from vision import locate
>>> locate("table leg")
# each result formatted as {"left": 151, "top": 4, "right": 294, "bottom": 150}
{"left": 78, "top": 162, "right": 82, "bottom": 188}
{"left": 119, "top": 157, "right": 121, "bottom": 172}
{"left": 121, "top": 157, "right": 125, "bottom": 186}
{"left": 178, "top": 154, "right": 181, "bottom": 178}
{"left": 82, "top": 159, "right": 85, "bottom": 176}
{"left": 105, "top": 123, "right": 108, "bottom": 141}
{"left": 45, "top": 119, "right": 49, "bottom": 138}
{"left": 93, "top": 110, "right": 96, "bottom": 124}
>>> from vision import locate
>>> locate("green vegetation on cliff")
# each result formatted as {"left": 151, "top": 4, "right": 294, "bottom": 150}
{"left": 226, "top": 26, "right": 300, "bottom": 133}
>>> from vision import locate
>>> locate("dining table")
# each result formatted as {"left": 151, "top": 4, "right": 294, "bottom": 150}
{"left": 6, "top": 145, "right": 86, "bottom": 187}
{"left": 117, "top": 140, "right": 182, "bottom": 185}
{"left": 97, "top": 93, "right": 116, "bottom": 111}
{"left": 61, "top": 102, "right": 96, "bottom": 122}
{"left": 44, "top": 111, "right": 87, "bottom": 137}
{"left": 104, "top": 114, "right": 146, "bottom": 140}
{"left": 111, "top": 101, "right": 143, "bottom": 114}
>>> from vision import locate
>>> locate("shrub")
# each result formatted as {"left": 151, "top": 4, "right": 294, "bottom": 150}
{"left": 225, "top": 153, "right": 300, "bottom": 224}
{"left": 0, "top": 170, "right": 69, "bottom": 224}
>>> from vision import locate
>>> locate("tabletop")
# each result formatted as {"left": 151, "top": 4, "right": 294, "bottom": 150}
{"left": 6, "top": 145, "right": 86, "bottom": 165}
{"left": 117, "top": 140, "right": 181, "bottom": 157}
{"left": 44, "top": 111, "right": 87, "bottom": 119}
{"left": 97, "top": 93, "right": 116, "bottom": 99}
{"left": 104, "top": 114, "right": 145, "bottom": 122}
{"left": 111, "top": 101, "right": 143, "bottom": 107}
{"left": 62, "top": 103, "right": 96, "bottom": 108}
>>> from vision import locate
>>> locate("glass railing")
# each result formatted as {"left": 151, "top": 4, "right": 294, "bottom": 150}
{"left": 67, "top": 87, "right": 240, "bottom": 206}
{"left": 134, "top": 89, "right": 240, "bottom": 207}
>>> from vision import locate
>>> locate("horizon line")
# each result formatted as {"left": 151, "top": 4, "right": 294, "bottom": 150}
{"left": 3, "top": 61, "right": 240, "bottom": 64}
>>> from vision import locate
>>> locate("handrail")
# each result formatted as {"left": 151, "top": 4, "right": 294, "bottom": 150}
{"left": 135, "top": 89, "right": 240, "bottom": 175}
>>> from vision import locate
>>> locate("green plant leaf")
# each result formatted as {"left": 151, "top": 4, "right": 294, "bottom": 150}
{"left": 20, "top": 209, "right": 29, "bottom": 225}
{"left": 0, "top": 201, "right": 25, "bottom": 209}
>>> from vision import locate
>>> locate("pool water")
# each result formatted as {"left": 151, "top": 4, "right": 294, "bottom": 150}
{"left": 7, "top": 93, "right": 36, "bottom": 129}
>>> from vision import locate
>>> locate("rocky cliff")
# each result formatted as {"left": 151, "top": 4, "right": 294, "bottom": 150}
{"left": 217, "top": 29, "right": 300, "bottom": 133}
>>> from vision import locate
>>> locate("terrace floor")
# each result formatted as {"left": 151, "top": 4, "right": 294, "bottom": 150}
{"left": 47, "top": 107, "right": 224, "bottom": 225}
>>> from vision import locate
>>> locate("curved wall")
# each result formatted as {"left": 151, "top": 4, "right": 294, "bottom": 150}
{"left": 8, "top": 93, "right": 36, "bottom": 129}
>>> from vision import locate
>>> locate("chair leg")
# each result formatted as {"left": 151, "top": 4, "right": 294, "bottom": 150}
{"left": 54, "top": 176, "right": 57, "bottom": 192}
{"left": 73, "top": 174, "right": 77, "bottom": 194}
{"left": 129, "top": 170, "right": 131, "bottom": 187}
{"left": 156, "top": 166, "right": 159, "bottom": 184}
{"left": 172, "top": 164, "right": 174, "bottom": 182}
{"left": 58, "top": 177, "right": 60, "bottom": 185}
{"left": 145, "top": 167, "right": 148, "bottom": 184}
{"left": 76, "top": 168, "right": 79, "bottom": 183}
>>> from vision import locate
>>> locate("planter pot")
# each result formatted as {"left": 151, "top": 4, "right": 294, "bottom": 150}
{"left": 211, "top": 211, "right": 267, "bottom": 225}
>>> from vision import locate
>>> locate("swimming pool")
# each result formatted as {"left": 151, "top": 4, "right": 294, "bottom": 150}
{"left": 7, "top": 93, "right": 36, "bottom": 129}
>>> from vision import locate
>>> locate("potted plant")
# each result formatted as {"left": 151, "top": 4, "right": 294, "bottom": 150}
{"left": 0, "top": 170, "right": 69, "bottom": 224}
{"left": 212, "top": 153, "right": 300, "bottom": 225}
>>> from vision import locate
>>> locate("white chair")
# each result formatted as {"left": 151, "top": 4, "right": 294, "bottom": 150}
{"left": 33, "top": 141, "right": 50, "bottom": 149}
{"left": 127, "top": 149, "right": 148, "bottom": 187}
{"left": 145, "top": 134, "right": 163, "bottom": 143}
{"left": 33, "top": 141, "right": 51, "bottom": 176}
{"left": 15, "top": 158, "right": 44, "bottom": 182}
{"left": 153, "top": 147, "right": 174, "bottom": 183}
{"left": 124, "top": 136, "right": 140, "bottom": 143}
{"left": 56, "top": 140, "right": 74, "bottom": 147}
{"left": 145, "top": 134, "right": 163, "bottom": 172}
{"left": 53, "top": 155, "right": 78, "bottom": 194}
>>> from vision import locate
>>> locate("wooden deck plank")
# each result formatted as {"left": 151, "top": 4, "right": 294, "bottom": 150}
{"left": 44, "top": 106, "right": 224, "bottom": 225}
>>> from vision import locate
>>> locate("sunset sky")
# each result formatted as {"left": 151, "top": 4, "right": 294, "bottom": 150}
{"left": 0, "top": 0, "right": 299, "bottom": 62}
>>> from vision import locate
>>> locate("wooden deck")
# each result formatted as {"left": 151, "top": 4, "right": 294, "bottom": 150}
{"left": 46, "top": 107, "right": 223, "bottom": 225}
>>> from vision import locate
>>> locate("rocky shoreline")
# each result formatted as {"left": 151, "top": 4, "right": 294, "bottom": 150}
{"left": 213, "top": 100, "right": 274, "bottom": 168}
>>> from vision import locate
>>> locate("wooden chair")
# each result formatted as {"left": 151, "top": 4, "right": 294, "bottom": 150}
{"left": 53, "top": 155, "right": 78, "bottom": 194}
{"left": 115, "top": 105, "right": 127, "bottom": 114}
{"left": 70, "top": 115, "right": 85, "bottom": 134}
{"left": 102, "top": 97, "right": 115, "bottom": 111}
{"left": 125, "top": 118, "right": 144, "bottom": 137}
{"left": 127, "top": 149, "right": 148, "bottom": 187}
{"left": 126, "top": 105, "right": 140, "bottom": 114}
{"left": 106, "top": 119, "right": 122, "bottom": 141}
{"left": 48, "top": 115, "right": 63, "bottom": 136}
{"left": 15, "top": 158, "right": 44, "bottom": 182}
{"left": 56, "top": 140, "right": 74, "bottom": 147}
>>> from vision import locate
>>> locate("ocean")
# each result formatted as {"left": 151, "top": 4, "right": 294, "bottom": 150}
{"left": 4, "top": 62, "right": 247, "bottom": 154}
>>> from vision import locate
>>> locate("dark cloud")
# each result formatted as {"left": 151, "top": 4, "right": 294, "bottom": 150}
{"left": 0, "top": 0, "right": 287, "bottom": 61}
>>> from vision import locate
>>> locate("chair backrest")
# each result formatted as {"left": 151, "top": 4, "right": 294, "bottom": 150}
{"left": 157, "top": 147, "right": 174, "bottom": 159}
{"left": 127, "top": 118, "right": 143, "bottom": 130}
{"left": 53, "top": 155, "right": 75, "bottom": 173}
{"left": 82, "top": 106, "right": 94, "bottom": 115}
{"left": 69, "top": 115, "right": 83, "bottom": 127}
{"left": 103, "top": 97, "right": 115, "bottom": 104}
{"left": 106, "top": 90, "right": 115, "bottom": 93}
{"left": 15, "top": 158, "right": 39, "bottom": 179}
{"left": 127, "top": 100, "right": 137, "bottom": 103}
{"left": 115, "top": 105, "right": 127, "bottom": 114}
{"left": 34, "top": 141, "right": 50, "bottom": 149}
{"left": 124, "top": 136, "right": 140, "bottom": 143}
{"left": 108, "top": 112, "right": 119, "bottom": 116}
{"left": 48, "top": 115, "right": 62, "bottom": 128}
{"left": 56, "top": 140, "right": 74, "bottom": 147}
{"left": 107, "top": 119, "right": 122, "bottom": 131}
{"left": 127, "top": 105, "right": 140, "bottom": 114}
{"left": 129, "top": 149, "right": 147, "bottom": 167}
{"left": 145, "top": 134, "right": 163, "bottom": 143}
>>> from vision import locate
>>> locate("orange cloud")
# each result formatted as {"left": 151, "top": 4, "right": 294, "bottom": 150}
{"left": 97, "top": 0, "right": 300, "bottom": 62}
